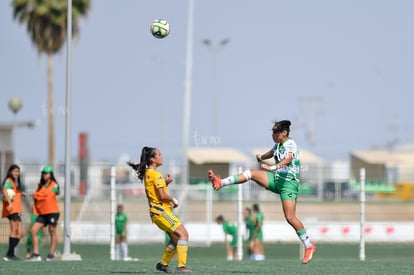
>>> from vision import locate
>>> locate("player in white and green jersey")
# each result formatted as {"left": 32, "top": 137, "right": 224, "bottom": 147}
{"left": 207, "top": 120, "right": 316, "bottom": 264}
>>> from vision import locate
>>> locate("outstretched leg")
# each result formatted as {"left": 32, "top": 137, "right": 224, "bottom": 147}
{"left": 207, "top": 169, "right": 270, "bottom": 191}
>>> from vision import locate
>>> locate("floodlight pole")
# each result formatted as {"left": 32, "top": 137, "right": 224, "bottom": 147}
{"left": 201, "top": 38, "right": 230, "bottom": 137}
{"left": 63, "top": 0, "right": 80, "bottom": 260}
{"left": 180, "top": 0, "right": 194, "bottom": 221}
{"left": 63, "top": 0, "right": 72, "bottom": 256}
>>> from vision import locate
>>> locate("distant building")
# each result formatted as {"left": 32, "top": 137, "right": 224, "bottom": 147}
{"left": 187, "top": 147, "right": 250, "bottom": 184}
{"left": 350, "top": 149, "right": 414, "bottom": 183}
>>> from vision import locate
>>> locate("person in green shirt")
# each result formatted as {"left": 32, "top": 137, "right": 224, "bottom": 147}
{"left": 243, "top": 207, "right": 255, "bottom": 259}
{"left": 251, "top": 203, "right": 265, "bottom": 261}
{"left": 26, "top": 212, "right": 43, "bottom": 259}
{"left": 216, "top": 215, "right": 238, "bottom": 261}
{"left": 115, "top": 204, "right": 129, "bottom": 261}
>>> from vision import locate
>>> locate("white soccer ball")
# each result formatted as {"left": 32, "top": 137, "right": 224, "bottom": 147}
{"left": 150, "top": 19, "right": 170, "bottom": 39}
{"left": 6, "top": 189, "right": 16, "bottom": 201}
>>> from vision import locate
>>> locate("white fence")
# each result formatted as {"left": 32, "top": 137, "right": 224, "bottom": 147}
{"left": 2, "top": 163, "right": 414, "bottom": 246}
{"left": 67, "top": 221, "right": 414, "bottom": 244}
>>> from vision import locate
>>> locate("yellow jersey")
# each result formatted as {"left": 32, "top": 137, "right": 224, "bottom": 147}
{"left": 144, "top": 168, "right": 172, "bottom": 222}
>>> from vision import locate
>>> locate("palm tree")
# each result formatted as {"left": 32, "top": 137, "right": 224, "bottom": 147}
{"left": 12, "top": 0, "right": 90, "bottom": 167}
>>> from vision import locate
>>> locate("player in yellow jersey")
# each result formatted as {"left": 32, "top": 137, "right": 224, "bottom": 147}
{"left": 128, "top": 147, "right": 191, "bottom": 273}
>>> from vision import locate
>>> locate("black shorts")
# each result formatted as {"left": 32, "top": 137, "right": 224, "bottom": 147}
{"left": 7, "top": 213, "right": 22, "bottom": 221}
{"left": 36, "top": 213, "right": 60, "bottom": 226}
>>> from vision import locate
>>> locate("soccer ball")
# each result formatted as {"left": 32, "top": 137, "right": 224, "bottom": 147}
{"left": 5, "top": 189, "right": 16, "bottom": 201}
{"left": 150, "top": 19, "right": 170, "bottom": 39}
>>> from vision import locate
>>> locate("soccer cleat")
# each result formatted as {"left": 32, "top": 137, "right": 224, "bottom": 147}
{"left": 3, "top": 255, "right": 20, "bottom": 261}
{"left": 175, "top": 266, "right": 192, "bottom": 273}
{"left": 26, "top": 254, "right": 42, "bottom": 261}
{"left": 156, "top": 262, "right": 172, "bottom": 273}
{"left": 46, "top": 254, "right": 55, "bottom": 261}
{"left": 302, "top": 244, "right": 316, "bottom": 264}
{"left": 207, "top": 169, "right": 222, "bottom": 191}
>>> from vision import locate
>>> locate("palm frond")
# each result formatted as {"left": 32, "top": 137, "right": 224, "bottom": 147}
{"left": 12, "top": 0, "right": 90, "bottom": 55}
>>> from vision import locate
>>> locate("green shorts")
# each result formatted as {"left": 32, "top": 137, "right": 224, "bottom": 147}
{"left": 229, "top": 234, "right": 238, "bottom": 247}
{"left": 116, "top": 229, "right": 127, "bottom": 237}
{"left": 266, "top": 172, "right": 299, "bottom": 200}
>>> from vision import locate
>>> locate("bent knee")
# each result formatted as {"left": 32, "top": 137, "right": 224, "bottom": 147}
{"left": 176, "top": 227, "right": 189, "bottom": 240}
{"left": 285, "top": 215, "right": 298, "bottom": 225}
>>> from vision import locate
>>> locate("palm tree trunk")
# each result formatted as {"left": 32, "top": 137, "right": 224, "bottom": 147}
{"left": 47, "top": 54, "right": 55, "bottom": 167}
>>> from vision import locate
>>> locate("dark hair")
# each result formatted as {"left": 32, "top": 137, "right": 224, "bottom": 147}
{"left": 273, "top": 120, "right": 291, "bottom": 134}
{"left": 127, "top": 146, "right": 157, "bottom": 180}
{"left": 244, "top": 207, "right": 251, "bottom": 215}
{"left": 252, "top": 203, "right": 260, "bottom": 212}
{"left": 2, "top": 164, "right": 22, "bottom": 190}
{"left": 215, "top": 215, "right": 224, "bottom": 223}
{"left": 37, "top": 171, "right": 59, "bottom": 195}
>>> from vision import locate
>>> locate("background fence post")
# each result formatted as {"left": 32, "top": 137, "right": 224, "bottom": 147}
{"left": 359, "top": 167, "right": 366, "bottom": 261}
{"left": 110, "top": 166, "right": 116, "bottom": 260}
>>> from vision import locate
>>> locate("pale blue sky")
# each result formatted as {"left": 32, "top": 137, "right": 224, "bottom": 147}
{"left": 1, "top": 0, "right": 413, "bottom": 164}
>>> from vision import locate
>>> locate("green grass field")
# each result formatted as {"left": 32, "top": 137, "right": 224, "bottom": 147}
{"left": 1, "top": 242, "right": 413, "bottom": 274}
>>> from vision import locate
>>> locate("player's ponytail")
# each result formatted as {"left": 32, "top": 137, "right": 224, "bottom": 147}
{"left": 127, "top": 146, "right": 156, "bottom": 181}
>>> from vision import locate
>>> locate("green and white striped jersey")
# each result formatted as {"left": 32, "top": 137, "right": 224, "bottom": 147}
{"left": 272, "top": 138, "right": 300, "bottom": 180}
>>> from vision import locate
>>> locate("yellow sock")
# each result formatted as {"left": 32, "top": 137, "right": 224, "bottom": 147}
{"left": 161, "top": 243, "right": 176, "bottom": 265}
{"left": 176, "top": 240, "right": 188, "bottom": 267}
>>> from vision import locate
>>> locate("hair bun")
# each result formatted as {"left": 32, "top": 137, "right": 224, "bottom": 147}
{"left": 273, "top": 120, "right": 291, "bottom": 132}
{"left": 283, "top": 120, "right": 291, "bottom": 126}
